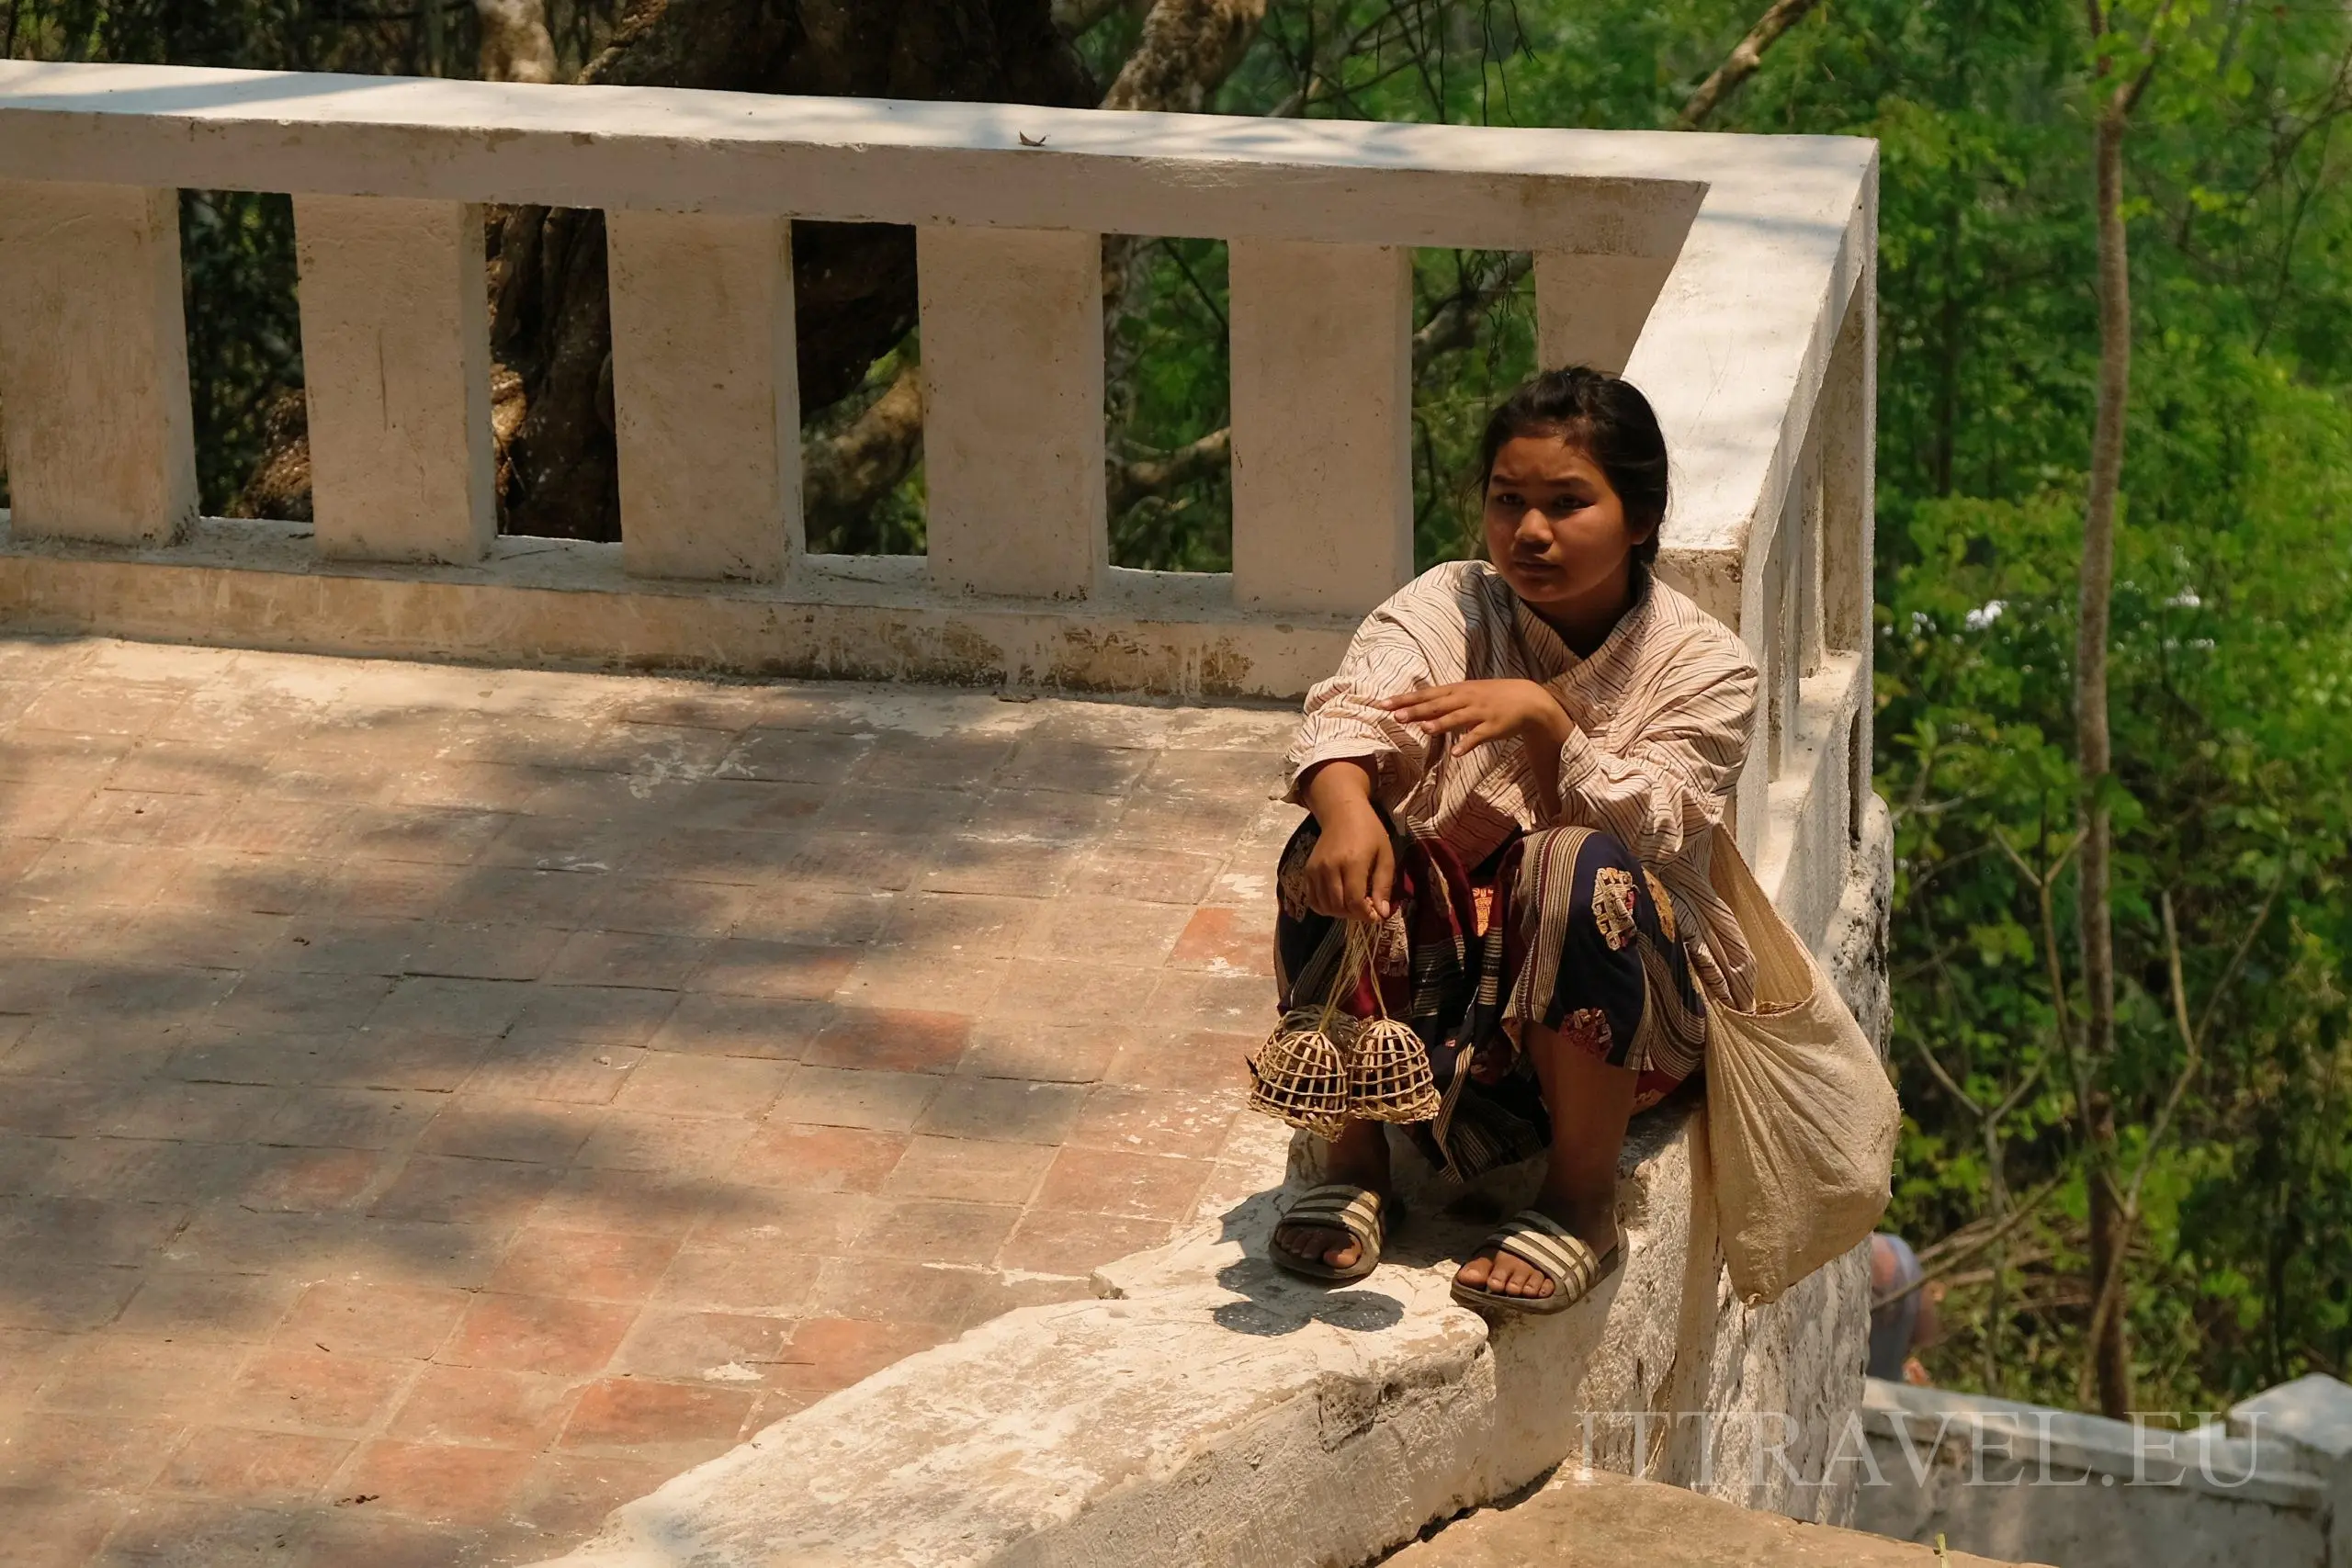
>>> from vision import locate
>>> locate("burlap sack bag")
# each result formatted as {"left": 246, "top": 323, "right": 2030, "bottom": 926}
{"left": 1702, "top": 826, "right": 1899, "bottom": 1305}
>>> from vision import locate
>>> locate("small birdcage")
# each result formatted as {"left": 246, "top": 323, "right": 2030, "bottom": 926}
{"left": 1246, "top": 1006, "right": 1351, "bottom": 1139}
{"left": 1249, "top": 919, "right": 1440, "bottom": 1134}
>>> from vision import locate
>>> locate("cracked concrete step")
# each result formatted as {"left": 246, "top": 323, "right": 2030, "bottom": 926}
{"left": 1388, "top": 1469, "right": 2047, "bottom": 1568}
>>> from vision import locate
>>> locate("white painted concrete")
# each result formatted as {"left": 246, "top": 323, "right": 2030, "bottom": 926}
{"left": 2232, "top": 1375, "right": 2352, "bottom": 1568}
{"left": 1534, "top": 251, "right": 1681, "bottom": 375}
{"left": 1228, "top": 239, "right": 1414, "bottom": 617}
{"left": 918, "top": 224, "right": 1106, "bottom": 600}
{"left": 294, "top": 193, "right": 496, "bottom": 563}
{"left": 0, "top": 179, "right": 196, "bottom": 547}
{"left": 1855, "top": 1378, "right": 2333, "bottom": 1568}
{"left": 607, "top": 209, "right": 799, "bottom": 581}
{"left": 0, "top": 61, "right": 1713, "bottom": 253}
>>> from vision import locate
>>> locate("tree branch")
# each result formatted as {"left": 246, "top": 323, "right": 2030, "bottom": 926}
{"left": 1672, "top": 0, "right": 1825, "bottom": 131}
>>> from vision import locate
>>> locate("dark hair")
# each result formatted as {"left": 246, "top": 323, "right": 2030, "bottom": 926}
{"left": 1471, "top": 366, "right": 1670, "bottom": 565}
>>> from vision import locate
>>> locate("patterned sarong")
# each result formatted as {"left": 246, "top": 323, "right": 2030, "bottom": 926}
{"left": 1273, "top": 814, "right": 1707, "bottom": 1182}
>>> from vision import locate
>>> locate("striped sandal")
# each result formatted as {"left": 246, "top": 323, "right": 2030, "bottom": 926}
{"left": 1451, "top": 1209, "right": 1620, "bottom": 1315}
{"left": 1268, "top": 1183, "right": 1396, "bottom": 1283}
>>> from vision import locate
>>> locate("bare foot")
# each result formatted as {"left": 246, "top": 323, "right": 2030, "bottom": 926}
{"left": 1453, "top": 1195, "right": 1618, "bottom": 1300}
{"left": 1272, "top": 1119, "right": 1391, "bottom": 1272}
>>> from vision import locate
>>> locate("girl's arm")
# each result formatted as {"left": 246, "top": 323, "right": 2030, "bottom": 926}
{"left": 1551, "top": 659, "right": 1758, "bottom": 867}
{"left": 1297, "top": 758, "right": 1394, "bottom": 922}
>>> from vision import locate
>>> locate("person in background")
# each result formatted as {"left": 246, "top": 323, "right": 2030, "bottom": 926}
{"left": 1870, "top": 1231, "right": 1945, "bottom": 1383}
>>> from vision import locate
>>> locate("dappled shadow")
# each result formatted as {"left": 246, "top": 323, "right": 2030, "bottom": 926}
{"left": 0, "top": 633, "right": 1296, "bottom": 1564}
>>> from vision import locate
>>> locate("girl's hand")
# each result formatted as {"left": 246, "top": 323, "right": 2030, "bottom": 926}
{"left": 1377, "top": 680, "right": 1573, "bottom": 757}
{"left": 1299, "top": 760, "right": 1395, "bottom": 922}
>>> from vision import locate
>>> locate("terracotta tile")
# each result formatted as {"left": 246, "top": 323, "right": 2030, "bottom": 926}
{"left": 623, "top": 827, "right": 800, "bottom": 887}
{"left": 716, "top": 728, "right": 871, "bottom": 785}
{"left": 116, "top": 1270, "right": 302, "bottom": 1344}
{"left": 463, "top": 1041, "right": 642, "bottom": 1105}
{"left": 532, "top": 1167, "right": 715, "bottom": 1236}
{"left": 916, "top": 836, "right": 1078, "bottom": 898}
{"left": 0, "top": 1486, "right": 122, "bottom": 1566}
{"left": 334, "top": 1438, "right": 537, "bottom": 1526}
{"left": 1169, "top": 906, "right": 1278, "bottom": 976}
{"left": 443, "top": 1293, "right": 639, "bottom": 1377}
{"left": 729, "top": 889, "right": 894, "bottom": 947}
{"left": 504, "top": 985, "right": 680, "bottom": 1050}
{"left": 608, "top": 1308, "right": 795, "bottom": 1384}
{"left": 1033, "top": 1146, "right": 1210, "bottom": 1222}
{"left": 831, "top": 949, "right": 1005, "bottom": 1012}
{"left": 882, "top": 1134, "right": 1054, "bottom": 1204}
{"left": 214, "top": 971, "right": 392, "bottom": 1033}
{"left": 956, "top": 1270, "right": 1094, "bottom": 1328}
{"left": 913, "top": 1077, "right": 1087, "bottom": 1144}
{"left": 368, "top": 1154, "right": 560, "bottom": 1229}
{"left": 64, "top": 788, "right": 217, "bottom": 849}
{"left": 572, "top": 1111, "right": 754, "bottom": 1179}
{"left": 642, "top": 993, "right": 830, "bottom": 1063}
{"left": 1016, "top": 897, "right": 1191, "bottom": 969}
{"left": 775, "top": 1317, "right": 948, "bottom": 1393}
{"left": 651, "top": 1245, "right": 821, "bottom": 1317}
{"left": 0, "top": 1259, "right": 144, "bottom": 1332}
{"left": 0, "top": 1195, "right": 190, "bottom": 1266}
{"left": 317, "top": 1032, "right": 494, "bottom": 1094}
{"left": 974, "top": 788, "right": 1124, "bottom": 845}
{"left": 1103, "top": 1029, "right": 1256, "bottom": 1093}
{"left": 414, "top": 1104, "right": 603, "bottom": 1166}
{"left": 728, "top": 1124, "right": 906, "bottom": 1193}
{"left": 1068, "top": 1086, "right": 1243, "bottom": 1160}
{"left": 801, "top": 1007, "right": 971, "bottom": 1076}
{"left": 852, "top": 733, "right": 1015, "bottom": 791}
{"left": 432, "top": 866, "right": 605, "bottom": 930}
{"left": 156, "top": 1424, "right": 352, "bottom": 1502}
{"left": 221, "top": 1348, "right": 412, "bottom": 1432}
{"left": 504, "top": 1450, "right": 684, "bottom": 1540}
{"left": 608, "top": 1052, "right": 792, "bottom": 1119}
{"left": 85, "top": 1498, "right": 305, "bottom": 1564}
{"left": 1067, "top": 845, "right": 1221, "bottom": 904}
{"left": 956, "top": 1021, "right": 1128, "bottom": 1084}
{"left": 689, "top": 939, "right": 858, "bottom": 1000}
{"left": 1145, "top": 969, "right": 1277, "bottom": 1036}
{"left": 848, "top": 1199, "right": 1022, "bottom": 1268}
{"left": 0, "top": 1411, "right": 182, "bottom": 1491}
{"left": 404, "top": 921, "right": 564, "bottom": 982}
{"left": 875, "top": 892, "right": 1041, "bottom": 958}
{"left": 488, "top": 1226, "right": 682, "bottom": 1302}
{"left": 237, "top": 1145, "right": 385, "bottom": 1212}
{"left": 265, "top": 918, "right": 424, "bottom": 977}
{"left": 387, "top": 1364, "right": 581, "bottom": 1450}
{"left": 812, "top": 784, "right": 976, "bottom": 836}
{"left": 90, "top": 1081, "right": 283, "bottom": 1144}
{"left": 768, "top": 1066, "right": 940, "bottom": 1132}
{"left": 346, "top": 807, "right": 511, "bottom": 868}
{"left": 586, "top": 875, "right": 754, "bottom": 939}
{"left": 0, "top": 1078, "right": 111, "bottom": 1139}
{"left": 33, "top": 1334, "right": 243, "bottom": 1419}
{"left": 547, "top": 929, "right": 707, "bottom": 990}
{"left": 326, "top": 861, "right": 457, "bottom": 923}
{"left": 692, "top": 1188, "right": 877, "bottom": 1258}
{"left": 787, "top": 831, "right": 927, "bottom": 893}
{"left": 560, "top": 1377, "right": 755, "bottom": 1450}
{"left": 275, "top": 1281, "right": 470, "bottom": 1361}
{"left": 802, "top": 1257, "right": 984, "bottom": 1327}
{"left": 256, "top": 1089, "right": 438, "bottom": 1151}
{"left": 0, "top": 1325, "right": 72, "bottom": 1410}
{"left": 366, "top": 976, "right": 531, "bottom": 1037}
{"left": 996, "top": 1209, "right": 1174, "bottom": 1276}
{"left": 998, "top": 739, "right": 1151, "bottom": 795}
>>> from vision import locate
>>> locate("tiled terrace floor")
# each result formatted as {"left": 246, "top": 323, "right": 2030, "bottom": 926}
{"left": 0, "top": 636, "right": 1300, "bottom": 1566}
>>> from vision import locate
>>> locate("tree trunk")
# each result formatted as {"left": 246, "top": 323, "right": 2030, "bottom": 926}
{"left": 476, "top": 0, "right": 558, "bottom": 83}
{"left": 2077, "top": 100, "right": 2133, "bottom": 1422}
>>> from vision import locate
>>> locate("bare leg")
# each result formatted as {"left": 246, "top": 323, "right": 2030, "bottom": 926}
{"left": 1453, "top": 1022, "right": 1635, "bottom": 1299}
{"left": 1272, "top": 1116, "right": 1392, "bottom": 1270}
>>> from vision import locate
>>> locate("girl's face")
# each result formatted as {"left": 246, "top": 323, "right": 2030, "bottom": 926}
{"left": 1480, "top": 433, "right": 1653, "bottom": 613}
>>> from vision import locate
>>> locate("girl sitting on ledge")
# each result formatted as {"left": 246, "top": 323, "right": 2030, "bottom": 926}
{"left": 1264, "top": 366, "right": 1759, "bottom": 1315}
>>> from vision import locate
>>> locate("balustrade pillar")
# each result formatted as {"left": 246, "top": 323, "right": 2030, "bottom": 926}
{"left": 294, "top": 195, "right": 496, "bottom": 564}
{"left": 1228, "top": 240, "right": 1413, "bottom": 616}
{"left": 1533, "top": 253, "right": 1679, "bottom": 375}
{"left": 1820, "top": 270, "right": 1876, "bottom": 845}
{"left": 0, "top": 181, "right": 197, "bottom": 547}
{"left": 918, "top": 226, "right": 1105, "bottom": 599}
{"left": 608, "top": 210, "right": 800, "bottom": 581}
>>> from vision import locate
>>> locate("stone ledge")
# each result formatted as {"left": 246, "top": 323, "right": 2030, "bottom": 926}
{"left": 1387, "top": 1465, "right": 2045, "bottom": 1567}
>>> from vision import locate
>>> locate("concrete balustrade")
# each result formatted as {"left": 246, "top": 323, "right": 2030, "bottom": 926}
{"left": 607, "top": 209, "right": 801, "bottom": 581}
{"left": 294, "top": 193, "right": 498, "bottom": 563}
{"left": 0, "top": 58, "right": 1879, "bottom": 915}
{"left": 918, "top": 224, "right": 1106, "bottom": 599}
{"left": 0, "top": 178, "right": 197, "bottom": 547}
{"left": 1228, "top": 238, "right": 1414, "bottom": 616}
